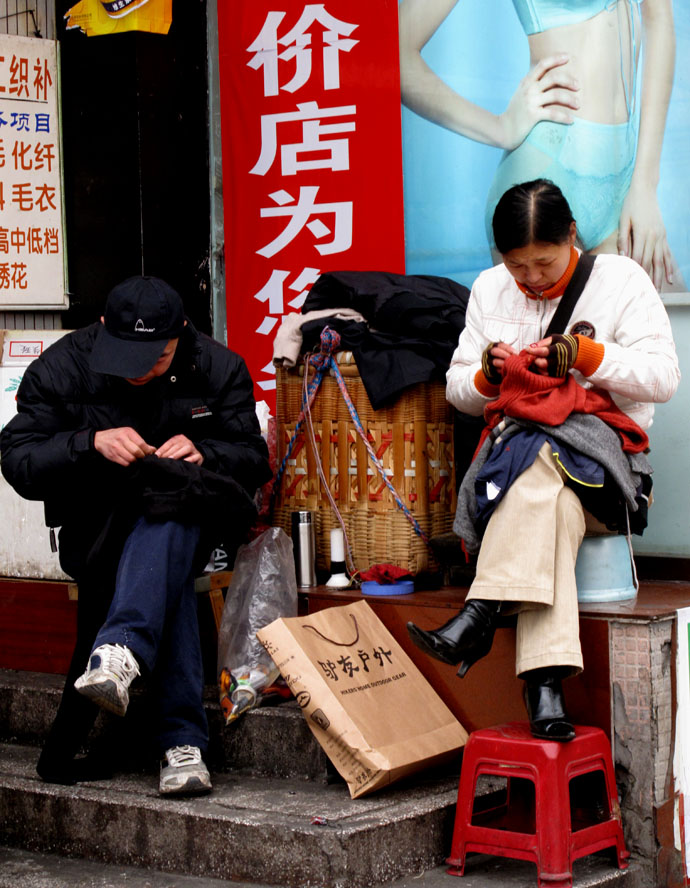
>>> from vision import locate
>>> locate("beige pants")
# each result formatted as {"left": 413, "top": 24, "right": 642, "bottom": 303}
{"left": 467, "top": 441, "right": 590, "bottom": 677}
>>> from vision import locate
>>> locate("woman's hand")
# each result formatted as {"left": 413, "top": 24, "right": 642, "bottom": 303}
{"left": 498, "top": 55, "right": 580, "bottom": 150}
{"left": 482, "top": 340, "right": 518, "bottom": 381}
{"left": 524, "top": 335, "right": 578, "bottom": 376}
{"left": 617, "top": 181, "right": 674, "bottom": 290}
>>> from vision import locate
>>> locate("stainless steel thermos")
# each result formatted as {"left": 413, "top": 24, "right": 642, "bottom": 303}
{"left": 291, "top": 510, "right": 316, "bottom": 587}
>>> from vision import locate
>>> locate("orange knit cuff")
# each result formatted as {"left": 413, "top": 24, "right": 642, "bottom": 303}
{"left": 474, "top": 368, "right": 501, "bottom": 398}
{"left": 573, "top": 335, "right": 605, "bottom": 377}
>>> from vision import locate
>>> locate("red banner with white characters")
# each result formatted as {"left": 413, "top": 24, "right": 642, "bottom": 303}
{"left": 217, "top": 1, "right": 406, "bottom": 410}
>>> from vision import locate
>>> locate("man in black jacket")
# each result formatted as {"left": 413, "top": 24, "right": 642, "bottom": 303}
{"left": 0, "top": 276, "right": 272, "bottom": 795}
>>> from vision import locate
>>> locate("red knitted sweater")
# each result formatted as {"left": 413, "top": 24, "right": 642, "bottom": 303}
{"left": 480, "top": 352, "right": 649, "bottom": 454}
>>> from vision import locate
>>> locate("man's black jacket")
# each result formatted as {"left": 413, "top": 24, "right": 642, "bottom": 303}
{"left": 0, "top": 319, "right": 272, "bottom": 574}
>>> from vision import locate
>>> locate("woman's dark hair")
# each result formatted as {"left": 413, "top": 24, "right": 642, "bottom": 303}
{"left": 492, "top": 179, "right": 575, "bottom": 254}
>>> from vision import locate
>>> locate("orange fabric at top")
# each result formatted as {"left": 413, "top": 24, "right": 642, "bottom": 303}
{"left": 514, "top": 245, "right": 579, "bottom": 301}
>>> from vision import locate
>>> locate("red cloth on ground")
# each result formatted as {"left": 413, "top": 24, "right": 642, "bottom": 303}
{"left": 359, "top": 564, "right": 413, "bottom": 583}
{"left": 479, "top": 351, "right": 649, "bottom": 454}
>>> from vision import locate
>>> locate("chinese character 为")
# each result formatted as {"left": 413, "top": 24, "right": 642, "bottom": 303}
{"left": 247, "top": 5, "right": 358, "bottom": 97}
{"left": 251, "top": 100, "right": 356, "bottom": 177}
{"left": 258, "top": 186, "right": 352, "bottom": 258}
{"left": 253, "top": 266, "right": 320, "bottom": 335}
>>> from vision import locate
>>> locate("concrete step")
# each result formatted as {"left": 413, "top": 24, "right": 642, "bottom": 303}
{"left": 0, "top": 741, "right": 459, "bottom": 888}
{"left": 0, "top": 668, "right": 329, "bottom": 781}
{"left": 0, "top": 843, "right": 637, "bottom": 888}
{"left": 0, "top": 669, "right": 637, "bottom": 887}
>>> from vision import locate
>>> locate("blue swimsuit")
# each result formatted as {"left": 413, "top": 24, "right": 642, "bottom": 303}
{"left": 486, "top": 0, "right": 643, "bottom": 251}
{"left": 512, "top": 0, "right": 617, "bottom": 35}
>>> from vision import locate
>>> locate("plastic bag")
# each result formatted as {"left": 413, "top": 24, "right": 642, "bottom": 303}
{"left": 219, "top": 664, "right": 281, "bottom": 724}
{"left": 217, "top": 526, "right": 297, "bottom": 724}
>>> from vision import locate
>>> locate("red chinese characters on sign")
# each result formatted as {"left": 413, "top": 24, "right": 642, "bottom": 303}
{"left": 217, "top": 1, "right": 406, "bottom": 408}
{"left": 0, "top": 35, "right": 65, "bottom": 308}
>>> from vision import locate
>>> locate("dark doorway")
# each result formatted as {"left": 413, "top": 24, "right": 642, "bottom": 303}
{"left": 56, "top": 0, "right": 211, "bottom": 333}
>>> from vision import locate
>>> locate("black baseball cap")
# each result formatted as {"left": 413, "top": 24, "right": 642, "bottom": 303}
{"left": 90, "top": 275, "right": 185, "bottom": 378}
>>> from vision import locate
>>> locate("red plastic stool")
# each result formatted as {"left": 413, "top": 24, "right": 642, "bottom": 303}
{"left": 447, "top": 722, "right": 629, "bottom": 888}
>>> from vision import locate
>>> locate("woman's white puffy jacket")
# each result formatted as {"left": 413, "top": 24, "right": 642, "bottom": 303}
{"left": 446, "top": 252, "right": 680, "bottom": 430}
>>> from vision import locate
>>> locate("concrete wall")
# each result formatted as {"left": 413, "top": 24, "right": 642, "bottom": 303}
{"left": 633, "top": 302, "right": 690, "bottom": 558}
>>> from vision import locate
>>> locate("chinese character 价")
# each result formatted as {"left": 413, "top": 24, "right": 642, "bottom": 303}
{"left": 247, "top": 5, "right": 359, "bottom": 97}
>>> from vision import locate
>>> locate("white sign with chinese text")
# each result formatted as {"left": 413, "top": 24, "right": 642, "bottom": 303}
{"left": 0, "top": 328, "right": 69, "bottom": 579}
{"left": 0, "top": 34, "right": 66, "bottom": 309}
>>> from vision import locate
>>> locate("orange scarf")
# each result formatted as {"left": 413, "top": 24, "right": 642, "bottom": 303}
{"left": 514, "top": 246, "right": 579, "bottom": 301}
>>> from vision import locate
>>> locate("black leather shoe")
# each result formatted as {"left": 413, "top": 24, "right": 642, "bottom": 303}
{"left": 406, "top": 599, "right": 500, "bottom": 678}
{"left": 523, "top": 672, "right": 575, "bottom": 742}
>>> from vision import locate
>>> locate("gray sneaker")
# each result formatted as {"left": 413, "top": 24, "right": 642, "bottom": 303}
{"left": 74, "top": 643, "right": 140, "bottom": 717}
{"left": 160, "top": 745, "right": 212, "bottom": 796}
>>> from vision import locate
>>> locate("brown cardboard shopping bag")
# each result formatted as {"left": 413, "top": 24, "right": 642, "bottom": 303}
{"left": 257, "top": 599, "right": 467, "bottom": 798}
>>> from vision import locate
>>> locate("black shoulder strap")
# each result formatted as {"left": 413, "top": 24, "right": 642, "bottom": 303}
{"left": 544, "top": 252, "right": 596, "bottom": 337}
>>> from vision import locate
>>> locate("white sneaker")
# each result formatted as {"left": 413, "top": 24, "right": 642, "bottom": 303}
{"left": 159, "top": 745, "right": 212, "bottom": 796}
{"left": 74, "top": 643, "right": 140, "bottom": 717}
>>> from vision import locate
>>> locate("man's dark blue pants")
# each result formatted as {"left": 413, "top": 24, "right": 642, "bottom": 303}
{"left": 92, "top": 516, "right": 208, "bottom": 754}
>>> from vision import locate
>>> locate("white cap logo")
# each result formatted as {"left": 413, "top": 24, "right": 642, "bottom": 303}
{"left": 135, "top": 318, "right": 156, "bottom": 333}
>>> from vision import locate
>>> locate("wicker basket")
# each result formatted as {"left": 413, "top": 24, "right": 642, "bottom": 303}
{"left": 274, "top": 354, "right": 456, "bottom": 575}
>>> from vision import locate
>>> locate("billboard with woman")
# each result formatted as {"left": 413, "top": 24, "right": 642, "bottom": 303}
{"left": 399, "top": 0, "right": 687, "bottom": 295}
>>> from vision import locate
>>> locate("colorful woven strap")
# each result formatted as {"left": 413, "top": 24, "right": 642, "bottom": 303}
{"left": 273, "top": 327, "right": 430, "bottom": 547}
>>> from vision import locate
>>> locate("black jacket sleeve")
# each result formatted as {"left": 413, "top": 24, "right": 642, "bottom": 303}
{"left": 190, "top": 338, "right": 272, "bottom": 494}
{"left": 0, "top": 355, "right": 97, "bottom": 501}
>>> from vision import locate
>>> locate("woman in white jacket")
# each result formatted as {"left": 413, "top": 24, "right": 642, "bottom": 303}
{"left": 407, "top": 179, "right": 679, "bottom": 740}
